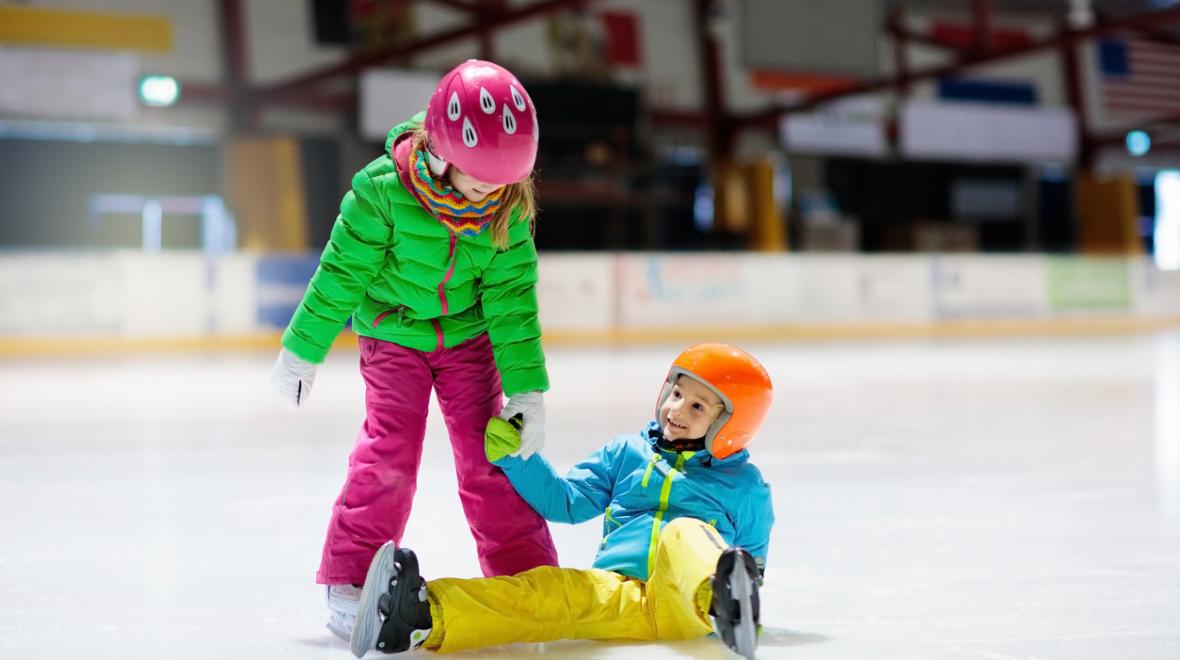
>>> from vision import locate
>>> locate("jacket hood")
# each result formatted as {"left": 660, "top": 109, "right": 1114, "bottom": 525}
{"left": 384, "top": 111, "right": 427, "bottom": 155}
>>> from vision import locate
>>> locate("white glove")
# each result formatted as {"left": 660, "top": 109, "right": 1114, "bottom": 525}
{"left": 270, "top": 348, "right": 317, "bottom": 409}
{"left": 500, "top": 391, "right": 545, "bottom": 459}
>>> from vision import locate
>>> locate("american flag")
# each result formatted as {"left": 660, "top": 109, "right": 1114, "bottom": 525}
{"left": 1097, "top": 37, "right": 1180, "bottom": 123}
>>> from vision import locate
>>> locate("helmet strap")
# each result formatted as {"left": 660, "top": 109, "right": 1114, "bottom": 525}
{"left": 425, "top": 149, "right": 449, "bottom": 177}
{"left": 424, "top": 137, "right": 449, "bottom": 177}
{"left": 657, "top": 434, "right": 705, "bottom": 453}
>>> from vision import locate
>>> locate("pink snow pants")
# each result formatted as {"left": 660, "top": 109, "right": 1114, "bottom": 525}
{"left": 316, "top": 334, "right": 558, "bottom": 585}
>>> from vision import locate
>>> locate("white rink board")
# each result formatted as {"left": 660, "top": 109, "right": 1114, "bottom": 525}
{"left": 0, "top": 252, "right": 1177, "bottom": 339}
{"left": 615, "top": 253, "right": 773, "bottom": 327}
{"left": 785, "top": 256, "right": 933, "bottom": 323}
{"left": 536, "top": 255, "right": 614, "bottom": 331}
{"left": 208, "top": 253, "right": 262, "bottom": 334}
{"left": 0, "top": 253, "right": 121, "bottom": 335}
{"left": 931, "top": 255, "right": 1047, "bottom": 319}
{"left": 115, "top": 253, "right": 211, "bottom": 337}
{"left": 1131, "top": 260, "right": 1180, "bottom": 317}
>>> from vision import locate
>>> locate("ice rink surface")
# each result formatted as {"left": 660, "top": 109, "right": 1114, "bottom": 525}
{"left": 2, "top": 332, "right": 1178, "bottom": 659}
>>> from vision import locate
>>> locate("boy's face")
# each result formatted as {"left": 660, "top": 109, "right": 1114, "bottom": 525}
{"left": 448, "top": 166, "right": 504, "bottom": 203}
{"left": 659, "top": 375, "right": 725, "bottom": 442}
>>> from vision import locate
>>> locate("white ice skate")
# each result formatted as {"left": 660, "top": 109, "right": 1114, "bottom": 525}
{"left": 326, "top": 583, "right": 361, "bottom": 640}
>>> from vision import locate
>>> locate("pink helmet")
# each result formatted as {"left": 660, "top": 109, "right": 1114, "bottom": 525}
{"left": 425, "top": 59, "right": 539, "bottom": 185}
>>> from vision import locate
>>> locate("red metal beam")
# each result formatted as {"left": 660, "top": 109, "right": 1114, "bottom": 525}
{"left": 425, "top": 0, "right": 480, "bottom": 12}
{"left": 255, "top": 0, "right": 595, "bottom": 102}
{"left": 887, "top": 21, "right": 969, "bottom": 52}
{"left": 1128, "top": 24, "right": 1180, "bottom": 46}
{"left": 1093, "top": 9, "right": 1180, "bottom": 47}
{"left": 217, "top": 0, "right": 252, "bottom": 131}
{"left": 736, "top": 4, "right": 1180, "bottom": 130}
{"left": 178, "top": 81, "right": 232, "bottom": 103}
{"left": 476, "top": 0, "right": 510, "bottom": 60}
{"left": 1059, "top": 18, "right": 1093, "bottom": 168}
{"left": 649, "top": 109, "right": 708, "bottom": 127}
{"left": 275, "top": 89, "right": 359, "bottom": 111}
{"left": 218, "top": 0, "right": 248, "bottom": 88}
{"left": 694, "top": 0, "right": 730, "bottom": 157}
{"left": 889, "top": 5, "right": 911, "bottom": 97}
{"left": 972, "top": 0, "right": 993, "bottom": 52}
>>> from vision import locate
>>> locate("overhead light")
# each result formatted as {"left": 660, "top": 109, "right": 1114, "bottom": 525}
{"left": 1126, "top": 130, "right": 1151, "bottom": 157}
{"left": 138, "top": 74, "right": 180, "bottom": 107}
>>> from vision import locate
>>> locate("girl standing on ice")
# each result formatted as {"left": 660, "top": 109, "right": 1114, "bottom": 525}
{"left": 269, "top": 59, "right": 558, "bottom": 637}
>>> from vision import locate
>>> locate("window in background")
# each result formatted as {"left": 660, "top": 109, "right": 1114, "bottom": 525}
{"left": 950, "top": 179, "right": 1022, "bottom": 221}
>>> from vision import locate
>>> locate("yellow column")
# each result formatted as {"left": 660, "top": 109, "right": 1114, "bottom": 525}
{"left": 1074, "top": 172, "right": 1142, "bottom": 255}
{"left": 225, "top": 137, "right": 310, "bottom": 251}
{"left": 744, "top": 157, "right": 789, "bottom": 252}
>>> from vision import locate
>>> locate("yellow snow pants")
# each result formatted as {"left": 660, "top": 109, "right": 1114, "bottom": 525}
{"left": 422, "top": 517, "right": 727, "bottom": 653}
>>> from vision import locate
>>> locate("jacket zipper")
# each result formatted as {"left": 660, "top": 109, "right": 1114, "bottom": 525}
{"left": 434, "top": 232, "right": 458, "bottom": 350}
{"left": 646, "top": 451, "right": 690, "bottom": 576}
{"left": 602, "top": 506, "right": 619, "bottom": 547}
{"left": 641, "top": 453, "right": 659, "bottom": 487}
{"left": 372, "top": 305, "right": 407, "bottom": 329}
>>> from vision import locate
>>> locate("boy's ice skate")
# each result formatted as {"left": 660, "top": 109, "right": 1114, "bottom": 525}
{"left": 711, "top": 547, "right": 760, "bottom": 660}
{"left": 350, "top": 542, "right": 432, "bottom": 657}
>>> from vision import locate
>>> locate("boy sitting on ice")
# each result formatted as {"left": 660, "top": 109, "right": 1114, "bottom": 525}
{"left": 350, "top": 343, "right": 775, "bottom": 659}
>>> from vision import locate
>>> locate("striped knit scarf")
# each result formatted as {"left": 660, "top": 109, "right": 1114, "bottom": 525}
{"left": 407, "top": 147, "right": 502, "bottom": 237}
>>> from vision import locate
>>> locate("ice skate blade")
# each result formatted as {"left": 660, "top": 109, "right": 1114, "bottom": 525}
{"left": 729, "top": 555, "right": 757, "bottom": 660}
{"left": 351, "top": 541, "right": 397, "bottom": 658}
{"left": 327, "top": 615, "right": 352, "bottom": 642}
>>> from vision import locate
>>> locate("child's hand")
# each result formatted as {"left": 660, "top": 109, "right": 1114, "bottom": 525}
{"left": 270, "top": 348, "right": 317, "bottom": 409}
{"left": 484, "top": 417, "right": 522, "bottom": 462}
{"left": 500, "top": 391, "right": 546, "bottom": 459}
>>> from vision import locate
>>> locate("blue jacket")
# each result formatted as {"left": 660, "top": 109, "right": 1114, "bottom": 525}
{"left": 493, "top": 422, "right": 774, "bottom": 581}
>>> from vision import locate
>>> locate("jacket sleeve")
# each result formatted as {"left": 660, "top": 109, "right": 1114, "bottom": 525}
{"left": 732, "top": 470, "right": 775, "bottom": 581}
{"left": 281, "top": 168, "right": 391, "bottom": 363}
{"left": 479, "top": 217, "right": 548, "bottom": 396}
{"left": 493, "top": 439, "right": 623, "bottom": 524}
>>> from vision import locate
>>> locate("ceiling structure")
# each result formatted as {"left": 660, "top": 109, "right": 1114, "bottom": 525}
{"left": 184, "top": 0, "right": 1180, "bottom": 164}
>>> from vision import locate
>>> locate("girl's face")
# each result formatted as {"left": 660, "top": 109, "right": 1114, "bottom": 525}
{"left": 659, "top": 376, "right": 725, "bottom": 442}
{"left": 447, "top": 166, "right": 504, "bottom": 203}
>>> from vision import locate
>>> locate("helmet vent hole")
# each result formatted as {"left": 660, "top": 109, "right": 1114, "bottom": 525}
{"left": 479, "top": 88, "right": 496, "bottom": 114}
{"left": 502, "top": 106, "right": 517, "bottom": 134}
{"left": 447, "top": 92, "right": 461, "bottom": 121}
{"left": 462, "top": 117, "right": 478, "bottom": 147}
{"left": 510, "top": 85, "right": 526, "bottom": 111}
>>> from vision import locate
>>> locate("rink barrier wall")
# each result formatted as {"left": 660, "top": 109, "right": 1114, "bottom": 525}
{"left": 0, "top": 252, "right": 1178, "bottom": 355}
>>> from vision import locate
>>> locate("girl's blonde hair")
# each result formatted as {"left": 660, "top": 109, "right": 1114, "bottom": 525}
{"left": 411, "top": 127, "right": 536, "bottom": 249}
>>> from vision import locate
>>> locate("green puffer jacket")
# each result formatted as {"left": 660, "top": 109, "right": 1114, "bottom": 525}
{"left": 280, "top": 113, "right": 548, "bottom": 396}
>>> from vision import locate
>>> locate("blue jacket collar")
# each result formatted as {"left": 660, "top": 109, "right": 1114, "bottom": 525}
{"left": 643, "top": 421, "right": 749, "bottom": 467}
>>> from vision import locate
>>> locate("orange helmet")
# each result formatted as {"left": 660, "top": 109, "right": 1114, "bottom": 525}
{"left": 655, "top": 343, "right": 773, "bottom": 459}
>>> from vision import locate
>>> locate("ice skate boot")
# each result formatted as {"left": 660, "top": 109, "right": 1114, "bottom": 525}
{"left": 326, "top": 583, "right": 361, "bottom": 640}
{"left": 710, "top": 547, "right": 760, "bottom": 660}
{"left": 350, "top": 542, "right": 432, "bottom": 657}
